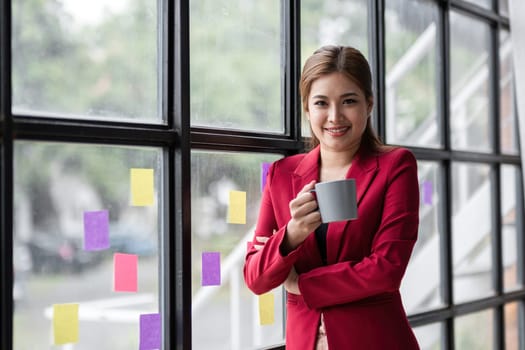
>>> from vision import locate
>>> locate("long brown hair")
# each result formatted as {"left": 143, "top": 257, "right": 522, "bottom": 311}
{"left": 300, "top": 45, "right": 384, "bottom": 152}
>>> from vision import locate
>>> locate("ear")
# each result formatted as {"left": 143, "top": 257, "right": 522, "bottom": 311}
{"left": 367, "top": 97, "right": 374, "bottom": 116}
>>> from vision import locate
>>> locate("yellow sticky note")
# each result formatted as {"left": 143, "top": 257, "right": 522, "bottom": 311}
{"left": 130, "top": 168, "right": 154, "bottom": 206}
{"left": 259, "top": 292, "right": 274, "bottom": 325}
{"left": 227, "top": 190, "right": 246, "bottom": 224}
{"left": 53, "top": 303, "right": 79, "bottom": 345}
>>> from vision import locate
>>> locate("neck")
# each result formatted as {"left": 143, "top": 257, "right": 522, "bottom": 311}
{"left": 319, "top": 146, "right": 358, "bottom": 182}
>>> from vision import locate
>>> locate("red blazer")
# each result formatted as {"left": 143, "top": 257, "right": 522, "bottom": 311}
{"left": 244, "top": 145, "right": 420, "bottom": 350}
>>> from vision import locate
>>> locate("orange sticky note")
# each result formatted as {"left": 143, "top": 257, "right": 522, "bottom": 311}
{"left": 258, "top": 292, "right": 274, "bottom": 325}
{"left": 114, "top": 253, "right": 138, "bottom": 292}
{"left": 130, "top": 168, "right": 154, "bottom": 206}
{"left": 53, "top": 303, "right": 79, "bottom": 345}
{"left": 227, "top": 190, "right": 246, "bottom": 224}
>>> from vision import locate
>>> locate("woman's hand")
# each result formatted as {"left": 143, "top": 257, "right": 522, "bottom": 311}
{"left": 254, "top": 236, "right": 269, "bottom": 250}
{"left": 254, "top": 229, "right": 277, "bottom": 250}
{"left": 284, "top": 266, "right": 300, "bottom": 295}
{"left": 283, "top": 180, "right": 322, "bottom": 252}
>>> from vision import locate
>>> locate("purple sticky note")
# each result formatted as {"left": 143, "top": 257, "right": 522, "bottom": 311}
{"left": 422, "top": 180, "right": 433, "bottom": 205}
{"left": 202, "top": 252, "right": 221, "bottom": 286}
{"left": 140, "top": 313, "right": 161, "bottom": 350}
{"left": 83, "top": 210, "right": 110, "bottom": 251}
{"left": 261, "top": 162, "right": 270, "bottom": 192}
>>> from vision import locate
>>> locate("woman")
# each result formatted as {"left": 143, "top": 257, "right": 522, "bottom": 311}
{"left": 243, "top": 45, "right": 420, "bottom": 349}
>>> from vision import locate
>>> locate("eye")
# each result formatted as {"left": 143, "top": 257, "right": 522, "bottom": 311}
{"left": 313, "top": 100, "right": 328, "bottom": 106}
{"left": 343, "top": 98, "right": 357, "bottom": 105}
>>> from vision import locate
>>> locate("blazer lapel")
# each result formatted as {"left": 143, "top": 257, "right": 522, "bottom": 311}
{"left": 291, "top": 147, "right": 325, "bottom": 269}
{"left": 326, "top": 148, "right": 379, "bottom": 264}
{"left": 292, "top": 146, "right": 320, "bottom": 195}
{"left": 348, "top": 148, "right": 379, "bottom": 206}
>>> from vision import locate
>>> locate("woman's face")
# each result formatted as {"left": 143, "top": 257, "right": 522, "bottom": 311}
{"left": 306, "top": 72, "right": 372, "bottom": 154}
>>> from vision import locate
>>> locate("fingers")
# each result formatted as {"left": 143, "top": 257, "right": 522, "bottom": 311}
{"left": 254, "top": 236, "right": 269, "bottom": 251}
{"left": 285, "top": 185, "right": 322, "bottom": 250}
{"left": 255, "top": 236, "right": 269, "bottom": 244}
{"left": 253, "top": 233, "right": 274, "bottom": 250}
{"left": 289, "top": 192, "right": 318, "bottom": 218}
{"left": 298, "top": 180, "right": 316, "bottom": 195}
{"left": 291, "top": 182, "right": 317, "bottom": 208}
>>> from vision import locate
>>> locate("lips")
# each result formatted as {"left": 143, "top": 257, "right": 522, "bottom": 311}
{"left": 324, "top": 126, "right": 350, "bottom": 136}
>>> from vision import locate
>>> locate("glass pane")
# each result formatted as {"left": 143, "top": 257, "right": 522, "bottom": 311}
{"left": 452, "top": 163, "right": 493, "bottom": 303}
{"left": 191, "top": 151, "right": 283, "bottom": 350}
{"left": 12, "top": 0, "right": 159, "bottom": 122}
{"left": 450, "top": 12, "right": 491, "bottom": 152}
{"left": 413, "top": 323, "right": 442, "bottom": 350}
{"left": 385, "top": 0, "right": 440, "bottom": 147}
{"left": 13, "top": 142, "right": 161, "bottom": 349}
{"left": 301, "top": 0, "right": 369, "bottom": 137}
{"left": 190, "top": 1, "right": 282, "bottom": 132}
{"left": 455, "top": 309, "right": 494, "bottom": 349}
{"left": 499, "top": 30, "right": 517, "bottom": 154}
{"left": 505, "top": 302, "right": 520, "bottom": 350}
{"left": 462, "top": 0, "right": 492, "bottom": 10}
{"left": 499, "top": 0, "right": 509, "bottom": 16}
{"left": 401, "top": 161, "right": 442, "bottom": 314}
{"left": 501, "top": 165, "right": 521, "bottom": 292}
{"left": 301, "top": 0, "right": 369, "bottom": 60}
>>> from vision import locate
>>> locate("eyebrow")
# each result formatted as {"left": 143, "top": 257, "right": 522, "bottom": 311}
{"left": 311, "top": 92, "right": 360, "bottom": 99}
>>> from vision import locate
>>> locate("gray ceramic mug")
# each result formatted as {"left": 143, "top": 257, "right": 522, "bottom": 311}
{"left": 313, "top": 179, "right": 358, "bottom": 223}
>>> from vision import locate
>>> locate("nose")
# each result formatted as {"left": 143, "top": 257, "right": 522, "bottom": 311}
{"left": 327, "top": 104, "right": 342, "bottom": 122}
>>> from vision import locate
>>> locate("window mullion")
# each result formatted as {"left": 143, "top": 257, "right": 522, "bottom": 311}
{"left": 0, "top": 0, "right": 14, "bottom": 348}
{"left": 173, "top": 0, "right": 192, "bottom": 349}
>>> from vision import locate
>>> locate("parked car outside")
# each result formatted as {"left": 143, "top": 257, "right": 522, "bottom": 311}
{"left": 26, "top": 232, "right": 104, "bottom": 274}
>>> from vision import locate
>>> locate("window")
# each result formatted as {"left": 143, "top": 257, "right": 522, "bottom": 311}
{"left": 12, "top": 0, "right": 160, "bottom": 122}
{"left": 449, "top": 11, "right": 491, "bottom": 153}
{"left": 2, "top": 1, "right": 524, "bottom": 349}
{"left": 190, "top": 0, "right": 282, "bottom": 132}
{"left": 191, "top": 151, "right": 283, "bottom": 349}
{"left": 13, "top": 142, "right": 161, "bottom": 349}
{"left": 385, "top": 0, "right": 440, "bottom": 148}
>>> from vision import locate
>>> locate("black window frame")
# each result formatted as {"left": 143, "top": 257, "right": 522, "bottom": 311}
{"left": 1, "top": 0, "right": 524, "bottom": 349}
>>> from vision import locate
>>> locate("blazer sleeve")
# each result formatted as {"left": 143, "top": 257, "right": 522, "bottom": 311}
{"left": 298, "top": 149, "right": 419, "bottom": 309}
{"left": 243, "top": 162, "right": 299, "bottom": 295}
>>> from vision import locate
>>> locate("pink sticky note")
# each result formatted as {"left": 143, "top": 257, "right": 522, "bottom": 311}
{"left": 261, "top": 162, "right": 270, "bottom": 192}
{"left": 83, "top": 210, "right": 110, "bottom": 251}
{"left": 140, "top": 313, "right": 161, "bottom": 350}
{"left": 201, "top": 252, "right": 221, "bottom": 286}
{"left": 114, "top": 253, "right": 138, "bottom": 292}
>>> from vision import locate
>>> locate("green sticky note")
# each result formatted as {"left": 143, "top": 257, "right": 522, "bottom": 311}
{"left": 53, "top": 303, "right": 79, "bottom": 345}
{"left": 227, "top": 190, "right": 246, "bottom": 224}
{"left": 130, "top": 168, "right": 154, "bottom": 206}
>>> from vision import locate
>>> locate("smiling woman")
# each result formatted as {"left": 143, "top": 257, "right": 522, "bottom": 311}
{"left": 244, "top": 46, "right": 420, "bottom": 350}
